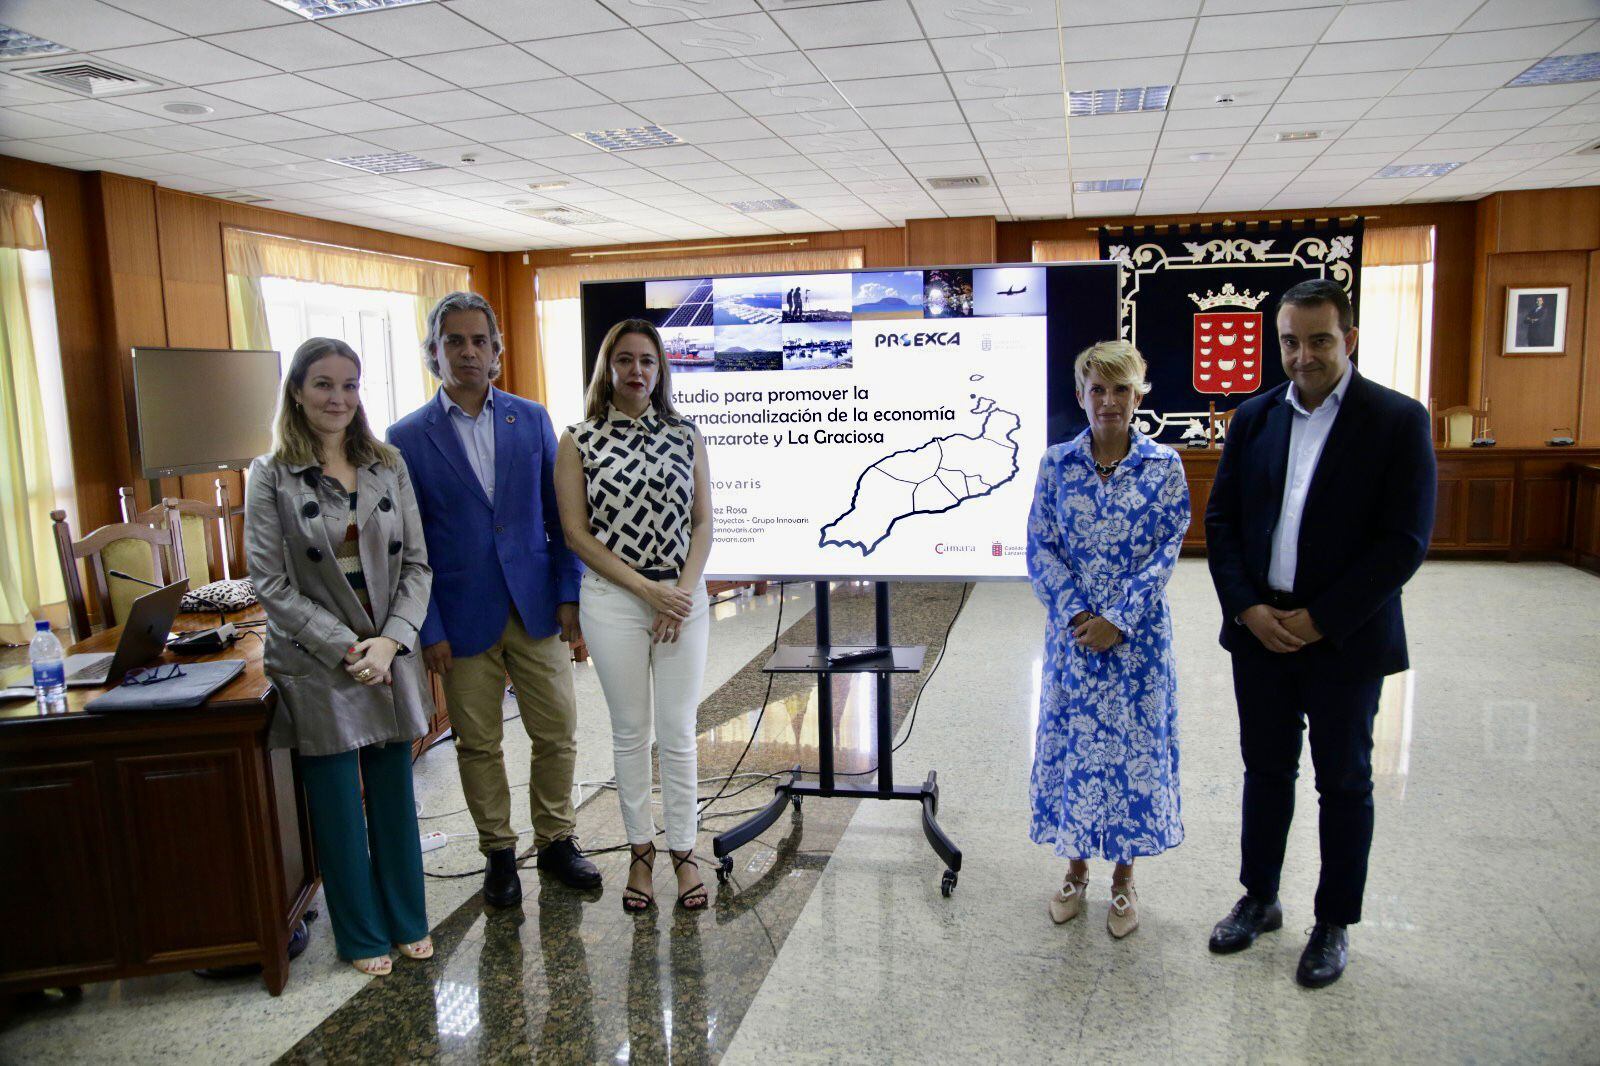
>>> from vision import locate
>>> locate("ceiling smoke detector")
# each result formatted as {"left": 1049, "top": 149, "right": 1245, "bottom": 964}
{"left": 163, "top": 101, "right": 214, "bottom": 116}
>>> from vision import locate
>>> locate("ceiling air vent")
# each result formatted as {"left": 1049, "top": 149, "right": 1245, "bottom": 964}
{"left": 927, "top": 176, "right": 990, "bottom": 190}
{"left": 217, "top": 192, "right": 272, "bottom": 204}
{"left": 516, "top": 207, "right": 611, "bottom": 226}
{"left": 14, "top": 60, "right": 164, "bottom": 97}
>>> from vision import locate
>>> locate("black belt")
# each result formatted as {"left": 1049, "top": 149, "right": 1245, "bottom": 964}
{"left": 1263, "top": 589, "right": 1299, "bottom": 610}
{"left": 637, "top": 567, "right": 680, "bottom": 582}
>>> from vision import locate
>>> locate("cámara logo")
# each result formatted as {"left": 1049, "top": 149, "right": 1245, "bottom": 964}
{"left": 875, "top": 330, "right": 962, "bottom": 348}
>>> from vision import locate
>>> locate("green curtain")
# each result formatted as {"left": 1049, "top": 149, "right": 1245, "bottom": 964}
{"left": 0, "top": 230, "right": 65, "bottom": 644}
{"left": 225, "top": 272, "right": 271, "bottom": 350}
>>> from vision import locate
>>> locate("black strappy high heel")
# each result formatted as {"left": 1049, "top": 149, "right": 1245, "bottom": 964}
{"left": 671, "top": 849, "right": 708, "bottom": 911}
{"left": 622, "top": 843, "right": 656, "bottom": 913}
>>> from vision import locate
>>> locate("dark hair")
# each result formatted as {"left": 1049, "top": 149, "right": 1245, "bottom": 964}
{"left": 585, "top": 318, "right": 681, "bottom": 422}
{"left": 424, "top": 291, "right": 502, "bottom": 379}
{"left": 1277, "top": 278, "right": 1353, "bottom": 333}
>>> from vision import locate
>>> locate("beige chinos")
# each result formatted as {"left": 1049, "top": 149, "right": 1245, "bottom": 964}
{"left": 442, "top": 611, "right": 578, "bottom": 854}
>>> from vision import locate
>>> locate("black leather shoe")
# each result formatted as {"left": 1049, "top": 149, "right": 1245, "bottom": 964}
{"left": 1208, "top": 895, "right": 1284, "bottom": 954}
{"left": 1296, "top": 922, "right": 1348, "bottom": 988}
{"left": 483, "top": 846, "right": 523, "bottom": 907}
{"left": 535, "top": 836, "right": 603, "bottom": 890}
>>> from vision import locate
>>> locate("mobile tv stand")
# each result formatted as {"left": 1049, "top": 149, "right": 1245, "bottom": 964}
{"left": 711, "top": 581, "right": 963, "bottom": 897}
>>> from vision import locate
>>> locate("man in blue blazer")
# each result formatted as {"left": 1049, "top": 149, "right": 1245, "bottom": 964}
{"left": 1204, "top": 279, "right": 1435, "bottom": 988}
{"left": 388, "top": 292, "right": 599, "bottom": 902}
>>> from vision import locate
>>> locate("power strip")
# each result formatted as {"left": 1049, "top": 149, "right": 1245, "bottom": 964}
{"left": 420, "top": 830, "right": 448, "bottom": 853}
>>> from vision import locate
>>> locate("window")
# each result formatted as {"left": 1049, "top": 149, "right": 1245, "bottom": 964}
{"left": 259, "top": 277, "right": 424, "bottom": 438}
{"left": 1357, "top": 226, "right": 1435, "bottom": 405}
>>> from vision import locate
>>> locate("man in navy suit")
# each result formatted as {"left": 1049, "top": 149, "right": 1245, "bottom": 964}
{"left": 389, "top": 292, "right": 599, "bottom": 903}
{"left": 1204, "top": 279, "right": 1435, "bottom": 987}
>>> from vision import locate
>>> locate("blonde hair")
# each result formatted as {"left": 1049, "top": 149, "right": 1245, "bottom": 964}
{"left": 584, "top": 318, "right": 682, "bottom": 422}
{"left": 271, "top": 337, "right": 401, "bottom": 469}
{"left": 1074, "top": 340, "right": 1150, "bottom": 396}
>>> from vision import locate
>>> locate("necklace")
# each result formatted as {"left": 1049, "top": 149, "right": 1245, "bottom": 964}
{"left": 1091, "top": 437, "right": 1131, "bottom": 478}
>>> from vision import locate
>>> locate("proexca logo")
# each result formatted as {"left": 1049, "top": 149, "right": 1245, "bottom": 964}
{"left": 875, "top": 330, "right": 961, "bottom": 348}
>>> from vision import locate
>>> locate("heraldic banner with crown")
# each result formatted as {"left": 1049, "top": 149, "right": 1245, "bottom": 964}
{"left": 1096, "top": 218, "right": 1363, "bottom": 445}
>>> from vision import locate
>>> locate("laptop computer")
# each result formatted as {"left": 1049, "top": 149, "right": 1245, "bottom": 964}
{"left": 1, "top": 579, "right": 188, "bottom": 695}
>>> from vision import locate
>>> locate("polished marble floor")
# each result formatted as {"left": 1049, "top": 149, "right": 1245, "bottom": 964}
{"left": 3, "top": 562, "right": 1597, "bottom": 1064}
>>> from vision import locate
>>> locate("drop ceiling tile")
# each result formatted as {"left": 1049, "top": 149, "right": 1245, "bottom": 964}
{"left": 359, "top": 124, "right": 476, "bottom": 151}
{"left": 581, "top": 64, "right": 714, "bottom": 102}
{"left": 944, "top": 64, "right": 1058, "bottom": 100}
{"left": 958, "top": 94, "right": 1062, "bottom": 124}
{"left": 1429, "top": 23, "right": 1590, "bottom": 69}
{"left": 687, "top": 51, "right": 822, "bottom": 93}
{"left": 283, "top": 101, "right": 413, "bottom": 134}
{"left": 655, "top": 117, "right": 770, "bottom": 143}
{"left": 1068, "top": 111, "right": 1167, "bottom": 136}
{"left": 1480, "top": 138, "right": 1589, "bottom": 160}
{"left": 1153, "top": 146, "right": 1239, "bottom": 164}
{"left": 205, "top": 22, "right": 389, "bottom": 72}
{"left": 908, "top": 0, "right": 1056, "bottom": 35}
{"left": 1414, "top": 130, "right": 1515, "bottom": 151}
{"left": 157, "top": 173, "right": 233, "bottom": 193}
{"left": 1443, "top": 107, "right": 1566, "bottom": 132}
{"left": 268, "top": 134, "right": 385, "bottom": 159}
{"left": 33, "top": 131, "right": 166, "bottom": 158}
{"left": 532, "top": 102, "right": 648, "bottom": 133}
{"left": 1236, "top": 139, "right": 1327, "bottom": 158}
{"left": 1323, "top": 0, "right": 1479, "bottom": 40}
{"left": 1367, "top": 90, "right": 1491, "bottom": 118}
{"left": 858, "top": 101, "right": 965, "bottom": 130}
{"left": 1191, "top": 8, "right": 1337, "bottom": 52}
{"left": 324, "top": 5, "right": 500, "bottom": 59}
{"left": 450, "top": 115, "right": 559, "bottom": 141}
{"left": 971, "top": 117, "right": 1067, "bottom": 141}
{"left": 2, "top": 0, "right": 178, "bottom": 52}
{"left": 782, "top": 129, "right": 884, "bottom": 154}
{"left": 299, "top": 60, "right": 454, "bottom": 99}
{"left": 1070, "top": 131, "right": 1161, "bottom": 154}
{"left": 1265, "top": 99, "right": 1380, "bottom": 125}
{"left": 96, "top": 38, "right": 278, "bottom": 84}
{"left": 1156, "top": 126, "right": 1257, "bottom": 148}
{"left": 808, "top": 41, "right": 940, "bottom": 80}
{"left": 1459, "top": 0, "right": 1598, "bottom": 31}
{"left": 475, "top": 77, "right": 609, "bottom": 113}
{"left": 980, "top": 136, "right": 1067, "bottom": 158}
{"left": 877, "top": 124, "right": 975, "bottom": 148}
{"left": 205, "top": 74, "right": 355, "bottom": 112}
{"left": 989, "top": 153, "right": 1069, "bottom": 173}
{"left": 768, "top": 0, "right": 920, "bottom": 48}
{"left": 639, "top": 12, "right": 791, "bottom": 61}
{"left": 120, "top": 123, "right": 248, "bottom": 151}
{"left": 630, "top": 93, "right": 748, "bottom": 124}
{"left": 0, "top": 112, "right": 94, "bottom": 140}
{"left": 835, "top": 74, "right": 952, "bottom": 108}
{"left": 931, "top": 30, "right": 1062, "bottom": 72}
{"left": 521, "top": 29, "right": 674, "bottom": 75}
{"left": 195, "top": 143, "right": 318, "bottom": 168}
{"left": 1319, "top": 134, "right": 1422, "bottom": 154}
{"left": 1164, "top": 104, "right": 1270, "bottom": 131}
{"left": 76, "top": 157, "right": 168, "bottom": 179}
{"left": 759, "top": 109, "right": 867, "bottom": 136}
{"left": 1064, "top": 56, "right": 1186, "bottom": 94}
{"left": 1300, "top": 37, "right": 1446, "bottom": 77}
{"left": 376, "top": 89, "right": 510, "bottom": 123}
{"left": 1476, "top": 84, "right": 1600, "bottom": 111}
{"left": 1545, "top": 102, "right": 1600, "bottom": 126}
{"left": 253, "top": 158, "right": 361, "bottom": 181}
{"left": 808, "top": 148, "right": 902, "bottom": 169}
{"left": 726, "top": 83, "right": 846, "bottom": 116}
{"left": 498, "top": 133, "right": 600, "bottom": 158}
{"left": 894, "top": 141, "right": 984, "bottom": 164}
{"left": 1181, "top": 46, "right": 1313, "bottom": 83}
{"left": 1066, "top": 150, "right": 1155, "bottom": 169}
{"left": 1274, "top": 73, "right": 1400, "bottom": 104}
{"left": 14, "top": 100, "right": 165, "bottom": 133}
{"left": 1227, "top": 154, "right": 1313, "bottom": 174}
{"left": 1390, "top": 61, "right": 1528, "bottom": 96}
{"left": 704, "top": 138, "right": 800, "bottom": 161}
{"left": 409, "top": 45, "right": 562, "bottom": 89}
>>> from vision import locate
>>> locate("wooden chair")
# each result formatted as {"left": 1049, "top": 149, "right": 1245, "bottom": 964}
{"left": 1207, "top": 401, "right": 1236, "bottom": 448}
{"left": 118, "top": 478, "right": 238, "bottom": 584}
{"left": 1432, "top": 402, "right": 1488, "bottom": 447}
{"left": 51, "top": 510, "right": 181, "bottom": 642}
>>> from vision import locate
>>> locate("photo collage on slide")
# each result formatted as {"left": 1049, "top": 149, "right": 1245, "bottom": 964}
{"left": 642, "top": 266, "right": 1048, "bottom": 374}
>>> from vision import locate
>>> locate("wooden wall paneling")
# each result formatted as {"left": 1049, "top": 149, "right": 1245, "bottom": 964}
{"left": 1514, "top": 464, "right": 1574, "bottom": 557}
{"left": 502, "top": 251, "right": 540, "bottom": 401}
{"left": 1492, "top": 187, "right": 1600, "bottom": 253}
{"left": 1583, "top": 250, "right": 1600, "bottom": 445}
{"left": 904, "top": 216, "right": 997, "bottom": 266}
{"left": 155, "top": 189, "right": 229, "bottom": 349}
{"left": 1575, "top": 466, "right": 1600, "bottom": 572}
{"left": 1432, "top": 475, "right": 1463, "bottom": 546}
{"left": 90, "top": 174, "right": 168, "bottom": 514}
{"left": 1468, "top": 195, "right": 1497, "bottom": 416}
{"left": 1464, "top": 477, "right": 1514, "bottom": 546}
{"left": 1480, "top": 250, "right": 1589, "bottom": 445}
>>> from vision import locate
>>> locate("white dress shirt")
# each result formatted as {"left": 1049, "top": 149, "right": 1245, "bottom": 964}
{"left": 439, "top": 387, "right": 495, "bottom": 504}
{"left": 1267, "top": 361, "right": 1354, "bottom": 593}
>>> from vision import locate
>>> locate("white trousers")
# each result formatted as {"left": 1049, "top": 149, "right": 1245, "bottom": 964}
{"left": 579, "top": 572, "right": 709, "bottom": 852}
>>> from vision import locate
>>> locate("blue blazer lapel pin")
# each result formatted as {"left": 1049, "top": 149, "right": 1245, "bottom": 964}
{"left": 506, "top": 413, "right": 516, "bottom": 424}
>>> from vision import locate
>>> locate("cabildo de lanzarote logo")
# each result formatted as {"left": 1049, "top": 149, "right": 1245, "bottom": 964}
{"left": 875, "top": 330, "right": 962, "bottom": 348}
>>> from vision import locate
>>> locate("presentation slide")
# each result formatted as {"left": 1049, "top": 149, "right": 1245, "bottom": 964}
{"left": 581, "top": 262, "right": 1118, "bottom": 580}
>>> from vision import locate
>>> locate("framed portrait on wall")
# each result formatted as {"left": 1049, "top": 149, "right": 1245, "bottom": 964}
{"left": 1503, "top": 287, "right": 1567, "bottom": 355}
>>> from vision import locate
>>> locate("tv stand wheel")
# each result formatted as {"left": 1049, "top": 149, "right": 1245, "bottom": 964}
{"left": 941, "top": 869, "right": 957, "bottom": 897}
{"left": 791, "top": 795, "right": 802, "bottom": 812}
{"left": 716, "top": 855, "right": 732, "bottom": 884}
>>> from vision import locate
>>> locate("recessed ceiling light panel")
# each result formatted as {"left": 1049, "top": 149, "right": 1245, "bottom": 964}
{"left": 728, "top": 198, "right": 798, "bottom": 213}
{"left": 1273, "top": 130, "right": 1321, "bottom": 142}
{"left": 1376, "top": 162, "right": 1462, "bottom": 178}
{"left": 1509, "top": 52, "right": 1600, "bottom": 87}
{"left": 526, "top": 180, "right": 570, "bottom": 191}
{"left": 0, "top": 25, "right": 70, "bottom": 60}
{"left": 263, "top": 0, "right": 433, "bottom": 19}
{"left": 1074, "top": 177, "right": 1145, "bottom": 192}
{"left": 328, "top": 152, "right": 446, "bottom": 175}
{"left": 1068, "top": 86, "right": 1170, "bottom": 117}
{"left": 573, "top": 125, "right": 684, "bottom": 151}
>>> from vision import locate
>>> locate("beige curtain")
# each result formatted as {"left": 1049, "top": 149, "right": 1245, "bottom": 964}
{"left": 223, "top": 227, "right": 471, "bottom": 386}
{"left": 0, "top": 189, "right": 65, "bottom": 644}
{"left": 1358, "top": 226, "right": 1434, "bottom": 403}
{"left": 1032, "top": 238, "right": 1100, "bottom": 262}
{"left": 534, "top": 247, "right": 864, "bottom": 430}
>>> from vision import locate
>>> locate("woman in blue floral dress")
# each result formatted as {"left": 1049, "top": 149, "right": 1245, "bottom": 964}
{"left": 1027, "top": 341, "right": 1190, "bottom": 939}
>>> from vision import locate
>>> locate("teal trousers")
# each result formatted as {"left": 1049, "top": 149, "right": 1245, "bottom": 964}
{"left": 300, "top": 741, "right": 429, "bottom": 960}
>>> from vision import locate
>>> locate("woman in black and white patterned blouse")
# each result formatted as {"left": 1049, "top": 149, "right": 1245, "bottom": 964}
{"left": 555, "top": 318, "right": 714, "bottom": 914}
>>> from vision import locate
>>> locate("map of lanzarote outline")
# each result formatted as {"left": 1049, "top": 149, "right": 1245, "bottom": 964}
{"left": 819, "top": 393, "right": 1021, "bottom": 555}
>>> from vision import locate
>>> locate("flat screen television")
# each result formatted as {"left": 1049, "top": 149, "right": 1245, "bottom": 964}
{"left": 132, "top": 347, "right": 281, "bottom": 478}
{"left": 579, "top": 262, "right": 1120, "bottom": 581}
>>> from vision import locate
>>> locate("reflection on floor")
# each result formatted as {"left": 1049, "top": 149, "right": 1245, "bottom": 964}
{"left": 5, "top": 563, "right": 1598, "bottom": 1064}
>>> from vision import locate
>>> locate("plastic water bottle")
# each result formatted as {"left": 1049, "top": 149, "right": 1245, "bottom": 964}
{"left": 30, "top": 620, "right": 67, "bottom": 715}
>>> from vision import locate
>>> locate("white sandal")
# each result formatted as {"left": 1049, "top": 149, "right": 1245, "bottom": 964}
{"left": 396, "top": 937, "right": 433, "bottom": 960}
{"left": 351, "top": 955, "right": 392, "bottom": 976}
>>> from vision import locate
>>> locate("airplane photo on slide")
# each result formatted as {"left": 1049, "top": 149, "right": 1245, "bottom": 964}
{"left": 974, "top": 266, "right": 1047, "bottom": 316}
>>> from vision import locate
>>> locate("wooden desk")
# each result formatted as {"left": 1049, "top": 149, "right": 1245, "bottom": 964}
{"left": 0, "top": 608, "right": 318, "bottom": 996}
{"left": 1174, "top": 445, "right": 1600, "bottom": 561}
